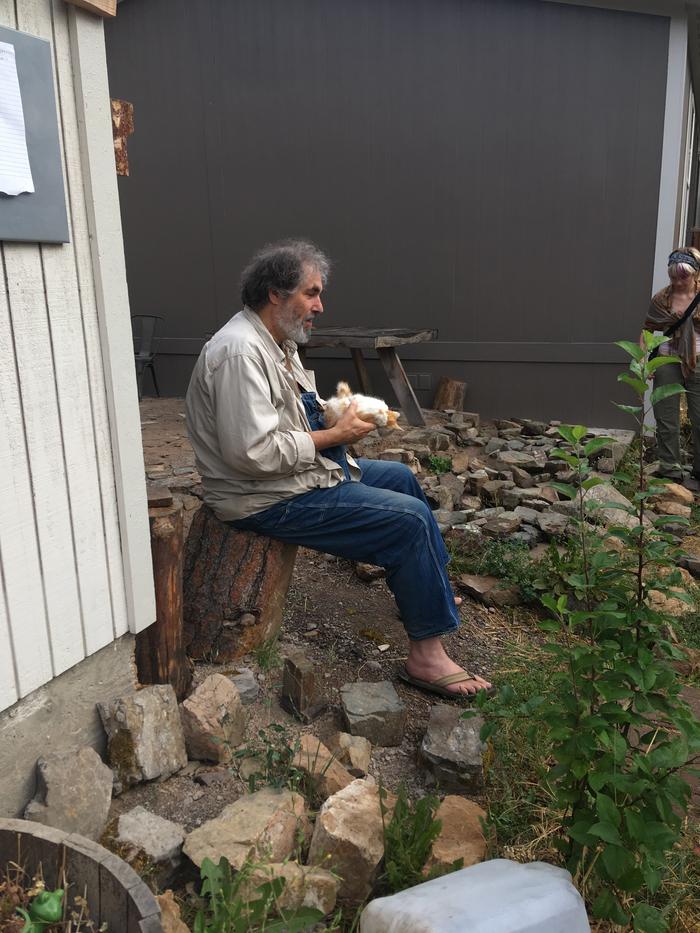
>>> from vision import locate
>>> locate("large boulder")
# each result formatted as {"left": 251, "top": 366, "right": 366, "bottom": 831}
{"left": 98, "top": 685, "right": 187, "bottom": 792}
{"left": 24, "top": 747, "right": 113, "bottom": 840}
{"left": 183, "top": 786, "right": 310, "bottom": 870}
{"left": 180, "top": 674, "right": 246, "bottom": 762}
{"left": 308, "top": 779, "right": 395, "bottom": 903}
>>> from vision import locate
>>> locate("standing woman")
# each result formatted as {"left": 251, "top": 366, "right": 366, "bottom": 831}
{"left": 644, "top": 247, "right": 700, "bottom": 484}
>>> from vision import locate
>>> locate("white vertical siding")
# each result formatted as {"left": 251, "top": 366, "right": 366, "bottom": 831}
{"left": 0, "top": 0, "right": 153, "bottom": 713}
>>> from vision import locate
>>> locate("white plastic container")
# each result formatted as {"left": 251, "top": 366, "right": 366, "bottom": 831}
{"left": 359, "top": 859, "right": 590, "bottom": 933}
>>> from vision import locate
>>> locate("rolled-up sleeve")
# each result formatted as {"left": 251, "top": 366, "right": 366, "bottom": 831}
{"left": 213, "top": 354, "right": 316, "bottom": 477}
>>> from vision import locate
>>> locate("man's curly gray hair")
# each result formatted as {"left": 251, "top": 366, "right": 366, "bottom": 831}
{"left": 240, "top": 239, "right": 330, "bottom": 312}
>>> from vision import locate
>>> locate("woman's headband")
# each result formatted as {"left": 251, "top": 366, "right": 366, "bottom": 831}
{"left": 668, "top": 249, "right": 700, "bottom": 271}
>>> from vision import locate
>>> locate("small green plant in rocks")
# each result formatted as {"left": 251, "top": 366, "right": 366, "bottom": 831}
{"left": 378, "top": 785, "right": 461, "bottom": 895}
{"left": 193, "top": 855, "right": 323, "bottom": 932}
{"left": 234, "top": 723, "right": 304, "bottom": 793}
{"left": 427, "top": 454, "right": 452, "bottom": 475}
{"left": 252, "top": 636, "right": 283, "bottom": 672}
{"left": 469, "top": 332, "right": 700, "bottom": 931}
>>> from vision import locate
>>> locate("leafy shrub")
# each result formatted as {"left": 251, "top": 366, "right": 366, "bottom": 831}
{"left": 469, "top": 333, "right": 700, "bottom": 932}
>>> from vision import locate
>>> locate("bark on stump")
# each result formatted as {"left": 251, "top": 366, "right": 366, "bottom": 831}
{"left": 432, "top": 377, "right": 467, "bottom": 412}
{"left": 135, "top": 499, "right": 192, "bottom": 701}
{"left": 183, "top": 504, "right": 297, "bottom": 662}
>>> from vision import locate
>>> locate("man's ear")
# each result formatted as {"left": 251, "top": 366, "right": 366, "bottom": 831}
{"left": 268, "top": 288, "right": 282, "bottom": 307}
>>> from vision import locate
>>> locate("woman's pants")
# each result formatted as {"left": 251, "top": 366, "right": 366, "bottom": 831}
{"left": 653, "top": 360, "right": 700, "bottom": 477}
{"left": 230, "top": 458, "right": 460, "bottom": 641}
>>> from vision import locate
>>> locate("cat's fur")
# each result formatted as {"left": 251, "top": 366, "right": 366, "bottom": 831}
{"left": 323, "top": 381, "right": 401, "bottom": 430}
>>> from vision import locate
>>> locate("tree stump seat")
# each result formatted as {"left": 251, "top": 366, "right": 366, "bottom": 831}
{"left": 183, "top": 504, "right": 297, "bottom": 662}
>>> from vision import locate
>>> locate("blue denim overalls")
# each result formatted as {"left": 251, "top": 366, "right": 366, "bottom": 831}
{"left": 299, "top": 390, "right": 351, "bottom": 480}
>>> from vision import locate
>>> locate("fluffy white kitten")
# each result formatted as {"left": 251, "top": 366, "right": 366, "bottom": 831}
{"left": 323, "top": 381, "right": 401, "bottom": 430}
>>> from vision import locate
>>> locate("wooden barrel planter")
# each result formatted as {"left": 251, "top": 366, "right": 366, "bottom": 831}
{"left": 0, "top": 819, "right": 162, "bottom": 932}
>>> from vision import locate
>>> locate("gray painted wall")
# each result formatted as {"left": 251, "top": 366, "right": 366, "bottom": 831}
{"left": 107, "top": 0, "right": 669, "bottom": 424}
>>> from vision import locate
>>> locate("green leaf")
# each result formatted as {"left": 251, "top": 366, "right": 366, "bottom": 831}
{"left": 572, "top": 424, "right": 587, "bottom": 441}
{"left": 550, "top": 482, "right": 577, "bottom": 500}
{"left": 618, "top": 373, "right": 649, "bottom": 395}
{"left": 614, "top": 402, "right": 643, "bottom": 415}
{"left": 592, "top": 888, "right": 630, "bottom": 925}
{"left": 643, "top": 330, "right": 672, "bottom": 351}
{"left": 583, "top": 436, "right": 614, "bottom": 456}
{"left": 650, "top": 383, "right": 685, "bottom": 405}
{"left": 616, "top": 340, "right": 645, "bottom": 361}
{"left": 596, "top": 792, "right": 621, "bottom": 827}
{"left": 601, "top": 844, "right": 634, "bottom": 882}
{"left": 632, "top": 903, "right": 668, "bottom": 933}
{"left": 590, "top": 820, "right": 622, "bottom": 845}
{"left": 646, "top": 355, "right": 680, "bottom": 373}
{"left": 557, "top": 424, "right": 577, "bottom": 444}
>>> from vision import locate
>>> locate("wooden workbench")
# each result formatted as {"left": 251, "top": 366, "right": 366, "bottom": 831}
{"left": 303, "top": 327, "right": 437, "bottom": 427}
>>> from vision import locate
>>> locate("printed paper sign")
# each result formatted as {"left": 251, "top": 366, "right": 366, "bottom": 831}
{"left": 0, "top": 41, "right": 35, "bottom": 196}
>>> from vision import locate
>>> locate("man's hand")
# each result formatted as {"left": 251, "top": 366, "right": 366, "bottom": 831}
{"left": 310, "top": 401, "right": 375, "bottom": 451}
{"left": 333, "top": 400, "right": 377, "bottom": 443}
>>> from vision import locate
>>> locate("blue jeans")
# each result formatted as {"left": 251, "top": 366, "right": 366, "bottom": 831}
{"left": 230, "top": 459, "right": 460, "bottom": 641}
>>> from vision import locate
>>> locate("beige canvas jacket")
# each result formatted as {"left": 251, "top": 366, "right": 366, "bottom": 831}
{"left": 185, "top": 307, "right": 359, "bottom": 521}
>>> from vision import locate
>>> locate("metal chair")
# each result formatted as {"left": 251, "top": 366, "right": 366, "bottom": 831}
{"left": 131, "top": 315, "right": 162, "bottom": 399}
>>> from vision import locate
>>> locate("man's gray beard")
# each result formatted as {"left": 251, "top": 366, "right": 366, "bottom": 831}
{"left": 277, "top": 305, "right": 310, "bottom": 344}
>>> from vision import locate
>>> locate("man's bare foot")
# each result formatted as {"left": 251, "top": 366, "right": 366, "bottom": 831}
{"left": 405, "top": 636, "right": 491, "bottom": 696}
{"left": 454, "top": 595, "right": 463, "bottom": 607}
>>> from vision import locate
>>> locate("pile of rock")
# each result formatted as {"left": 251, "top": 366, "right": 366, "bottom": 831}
{"left": 355, "top": 410, "right": 700, "bottom": 603}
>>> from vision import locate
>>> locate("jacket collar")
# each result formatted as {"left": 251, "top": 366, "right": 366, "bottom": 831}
{"left": 242, "top": 306, "right": 297, "bottom": 363}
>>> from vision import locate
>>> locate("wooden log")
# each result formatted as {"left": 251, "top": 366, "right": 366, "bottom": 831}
{"left": 432, "top": 376, "right": 467, "bottom": 412}
{"left": 134, "top": 502, "right": 192, "bottom": 701}
{"left": 183, "top": 505, "right": 297, "bottom": 662}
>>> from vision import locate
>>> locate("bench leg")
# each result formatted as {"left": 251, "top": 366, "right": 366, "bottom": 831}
{"left": 350, "top": 348, "right": 373, "bottom": 395}
{"left": 377, "top": 347, "right": 426, "bottom": 427}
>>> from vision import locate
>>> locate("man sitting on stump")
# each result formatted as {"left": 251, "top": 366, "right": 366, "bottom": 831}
{"left": 185, "top": 239, "right": 491, "bottom": 698}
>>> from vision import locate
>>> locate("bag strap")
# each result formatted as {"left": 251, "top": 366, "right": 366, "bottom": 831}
{"left": 664, "top": 291, "right": 700, "bottom": 338}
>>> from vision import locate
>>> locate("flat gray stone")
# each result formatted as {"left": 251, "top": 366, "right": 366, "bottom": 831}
{"left": 536, "top": 511, "right": 572, "bottom": 539}
{"left": 513, "top": 505, "right": 539, "bottom": 525}
{"left": 228, "top": 666, "right": 259, "bottom": 705}
{"left": 420, "top": 704, "right": 485, "bottom": 793}
{"left": 433, "top": 509, "right": 469, "bottom": 527}
{"left": 340, "top": 681, "right": 406, "bottom": 746}
{"left": 118, "top": 805, "right": 185, "bottom": 864}
{"left": 24, "top": 747, "right": 113, "bottom": 840}
{"left": 485, "top": 438, "right": 508, "bottom": 455}
{"left": 482, "top": 512, "right": 522, "bottom": 538}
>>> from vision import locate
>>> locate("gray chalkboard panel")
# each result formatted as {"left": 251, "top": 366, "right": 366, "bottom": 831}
{"left": 0, "top": 26, "right": 69, "bottom": 243}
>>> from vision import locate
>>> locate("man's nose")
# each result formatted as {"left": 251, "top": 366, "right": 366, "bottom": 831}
{"left": 314, "top": 299, "right": 323, "bottom": 314}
